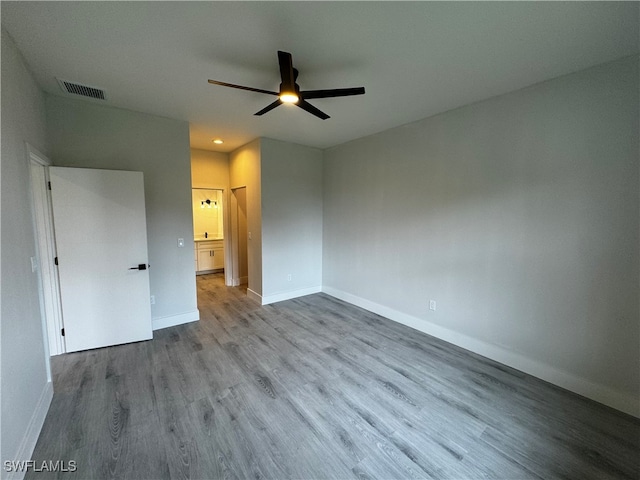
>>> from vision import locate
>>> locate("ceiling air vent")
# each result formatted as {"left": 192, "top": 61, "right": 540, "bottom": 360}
{"left": 57, "top": 79, "right": 106, "bottom": 100}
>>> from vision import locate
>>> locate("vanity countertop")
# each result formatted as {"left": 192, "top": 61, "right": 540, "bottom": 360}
{"left": 194, "top": 237, "right": 223, "bottom": 242}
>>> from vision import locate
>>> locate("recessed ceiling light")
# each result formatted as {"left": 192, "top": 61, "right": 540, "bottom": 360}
{"left": 212, "top": 139, "right": 223, "bottom": 144}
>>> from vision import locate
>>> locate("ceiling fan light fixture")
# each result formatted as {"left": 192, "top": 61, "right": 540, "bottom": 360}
{"left": 279, "top": 93, "right": 299, "bottom": 104}
{"left": 208, "top": 51, "right": 365, "bottom": 119}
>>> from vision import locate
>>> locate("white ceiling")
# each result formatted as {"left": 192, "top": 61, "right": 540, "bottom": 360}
{"left": 2, "top": 2, "right": 638, "bottom": 153}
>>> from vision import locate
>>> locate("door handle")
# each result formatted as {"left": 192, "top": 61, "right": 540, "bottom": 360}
{"left": 128, "top": 264, "right": 149, "bottom": 270}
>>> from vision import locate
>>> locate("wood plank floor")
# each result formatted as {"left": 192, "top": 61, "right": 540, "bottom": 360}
{"left": 27, "top": 273, "right": 639, "bottom": 479}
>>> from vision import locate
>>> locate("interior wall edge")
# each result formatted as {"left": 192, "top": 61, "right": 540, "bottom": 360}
{"left": 322, "top": 285, "right": 640, "bottom": 419}
{"left": 4, "top": 381, "right": 53, "bottom": 480}
{"left": 1, "top": 25, "right": 51, "bottom": 471}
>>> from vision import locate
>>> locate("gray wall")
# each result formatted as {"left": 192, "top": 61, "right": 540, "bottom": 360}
{"left": 261, "top": 138, "right": 323, "bottom": 302}
{"left": 323, "top": 56, "right": 639, "bottom": 415}
{"left": 45, "top": 96, "right": 198, "bottom": 329}
{"left": 1, "top": 28, "right": 51, "bottom": 468}
{"left": 230, "top": 139, "right": 262, "bottom": 298}
{"left": 228, "top": 137, "right": 323, "bottom": 304}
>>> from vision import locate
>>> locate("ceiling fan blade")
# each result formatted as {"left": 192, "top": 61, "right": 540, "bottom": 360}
{"left": 296, "top": 99, "right": 330, "bottom": 120}
{"left": 277, "top": 51, "right": 296, "bottom": 93}
{"left": 301, "top": 87, "right": 365, "bottom": 99}
{"left": 254, "top": 99, "right": 283, "bottom": 116}
{"left": 208, "top": 79, "right": 278, "bottom": 96}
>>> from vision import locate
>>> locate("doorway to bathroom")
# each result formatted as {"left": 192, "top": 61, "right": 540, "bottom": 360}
{"left": 192, "top": 188, "right": 225, "bottom": 276}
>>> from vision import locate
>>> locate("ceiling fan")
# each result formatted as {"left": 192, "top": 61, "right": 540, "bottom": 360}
{"left": 208, "top": 51, "right": 365, "bottom": 120}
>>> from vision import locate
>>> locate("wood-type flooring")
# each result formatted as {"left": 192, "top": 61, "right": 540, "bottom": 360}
{"left": 27, "top": 273, "right": 639, "bottom": 479}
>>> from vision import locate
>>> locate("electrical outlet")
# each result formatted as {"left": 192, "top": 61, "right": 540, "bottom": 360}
{"left": 177, "top": 238, "right": 185, "bottom": 248}
{"left": 287, "top": 274, "right": 292, "bottom": 281}
{"left": 429, "top": 300, "right": 436, "bottom": 311}
{"left": 150, "top": 295, "right": 156, "bottom": 305}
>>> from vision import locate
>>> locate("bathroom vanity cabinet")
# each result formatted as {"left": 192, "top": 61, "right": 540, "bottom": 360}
{"left": 195, "top": 239, "right": 224, "bottom": 273}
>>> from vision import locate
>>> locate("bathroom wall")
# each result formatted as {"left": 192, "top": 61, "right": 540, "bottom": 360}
{"left": 192, "top": 189, "right": 224, "bottom": 239}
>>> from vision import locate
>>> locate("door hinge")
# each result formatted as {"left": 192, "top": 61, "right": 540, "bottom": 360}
{"left": 61, "top": 328, "right": 65, "bottom": 337}
{"left": 48, "top": 181, "right": 52, "bottom": 190}
{"left": 54, "top": 257, "right": 59, "bottom": 266}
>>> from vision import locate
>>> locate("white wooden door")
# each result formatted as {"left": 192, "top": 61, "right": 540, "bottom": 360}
{"left": 49, "top": 167, "right": 152, "bottom": 353}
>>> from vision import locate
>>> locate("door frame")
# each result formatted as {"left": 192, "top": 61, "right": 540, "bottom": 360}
{"left": 230, "top": 186, "right": 248, "bottom": 287}
{"left": 191, "top": 187, "right": 233, "bottom": 286}
{"left": 230, "top": 188, "right": 240, "bottom": 286}
{"left": 26, "top": 143, "right": 65, "bottom": 358}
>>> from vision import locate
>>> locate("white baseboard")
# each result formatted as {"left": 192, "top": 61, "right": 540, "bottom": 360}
{"left": 6, "top": 381, "right": 54, "bottom": 480}
{"left": 231, "top": 276, "right": 248, "bottom": 287}
{"left": 322, "top": 286, "right": 639, "bottom": 418}
{"left": 246, "top": 288, "right": 262, "bottom": 304}
{"left": 261, "top": 286, "right": 322, "bottom": 305}
{"left": 152, "top": 309, "right": 199, "bottom": 331}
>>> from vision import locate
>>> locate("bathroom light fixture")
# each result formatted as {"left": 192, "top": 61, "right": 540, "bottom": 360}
{"left": 212, "top": 138, "right": 223, "bottom": 144}
{"left": 201, "top": 199, "right": 217, "bottom": 209}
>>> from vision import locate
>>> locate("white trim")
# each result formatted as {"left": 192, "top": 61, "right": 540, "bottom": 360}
{"left": 222, "top": 188, "right": 233, "bottom": 287}
{"left": 152, "top": 309, "right": 199, "bottom": 331}
{"left": 261, "top": 286, "right": 322, "bottom": 305}
{"left": 196, "top": 268, "right": 224, "bottom": 276}
{"left": 246, "top": 288, "right": 262, "bottom": 304}
{"left": 6, "top": 382, "right": 53, "bottom": 480}
{"left": 229, "top": 188, "right": 240, "bottom": 288}
{"left": 26, "top": 143, "right": 64, "bottom": 362}
{"left": 25, "top": 143, "right": 50, "bottom": 168}
{"left": 322, "top": 286, "right": 640, "bottom": 418}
